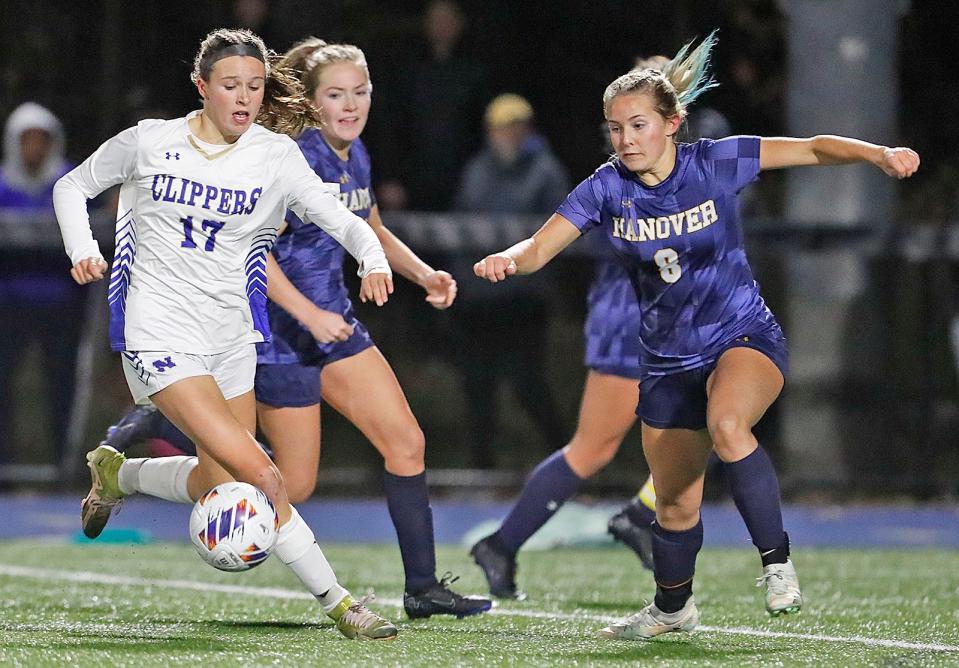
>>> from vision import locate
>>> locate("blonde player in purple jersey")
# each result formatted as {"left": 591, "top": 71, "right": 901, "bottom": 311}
{"left": 57, "top": 28, "right": 398, "bottom": 640}
{"left": 254, "top": 38, "right": 490, "bottom": 620}
{"left": 474, "top": 32, "right": 919, "bottom": 639}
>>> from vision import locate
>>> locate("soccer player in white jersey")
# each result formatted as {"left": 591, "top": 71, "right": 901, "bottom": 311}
{"left": 54, "top": 28, "right": 398, "bottom": 640}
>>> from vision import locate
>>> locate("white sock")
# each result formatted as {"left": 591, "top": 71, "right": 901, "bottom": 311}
{"left": 117, "top": 456, "right": 197, "bottom": 503}
{"left": 273, "top": 507, "right": 347, "bottom": 613}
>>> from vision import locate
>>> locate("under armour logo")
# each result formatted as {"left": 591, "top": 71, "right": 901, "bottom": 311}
{"left": 152, "top": 356, "right": 177, "bottom": 372}
{"left": 165, "top": 152, "right": 180, "bottom": 160}
{"left": 339, "top": 173, "right": 350, "bottom": 184}
{"left": 621, "top": 199, "right": 632, "bottom": 208}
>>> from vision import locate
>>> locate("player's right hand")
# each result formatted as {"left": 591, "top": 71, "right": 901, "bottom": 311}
{"left": 71, "top": 257, "right": 107, "bottom": 285}
{"left": 473, "top": 255, "right": 517, "bottom": 283}
{"left": 303, "top": 307, "right": 354, "bottom": 343}
{"left": 359, "top": 271, "right": 393, "bottom": 306}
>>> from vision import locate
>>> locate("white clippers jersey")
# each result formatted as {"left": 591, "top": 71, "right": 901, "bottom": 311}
{"left": 54, "top": 112, "right": 389, "bottom": 354}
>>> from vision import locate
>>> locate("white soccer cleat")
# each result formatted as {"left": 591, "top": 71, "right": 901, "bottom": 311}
{"left": 758, "top": 559, "right": 802, "bottom": 616}
{"left": 598, "top": 597, "right": 699, "bottom": 640}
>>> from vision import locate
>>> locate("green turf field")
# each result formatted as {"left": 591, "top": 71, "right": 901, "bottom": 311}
{"left": 0, "top": 541, "right": 956, "bottom": 666}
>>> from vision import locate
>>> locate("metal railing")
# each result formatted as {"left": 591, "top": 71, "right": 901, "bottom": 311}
{"left": 1, "top": 210, "right": 956, "bottom": 495}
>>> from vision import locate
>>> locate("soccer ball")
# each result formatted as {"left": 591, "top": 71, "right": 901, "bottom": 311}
{"left": 189, "top": 482, "right": 279, "bottom": 572}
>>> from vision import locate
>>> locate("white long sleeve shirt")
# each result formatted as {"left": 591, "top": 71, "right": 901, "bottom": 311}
{"left": 54, "top": 113, "right": 390, "bottom": 354}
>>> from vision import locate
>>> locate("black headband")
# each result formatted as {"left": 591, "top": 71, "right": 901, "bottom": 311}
{"left": 205, "top": 42, "right": 266, "bottom": 68}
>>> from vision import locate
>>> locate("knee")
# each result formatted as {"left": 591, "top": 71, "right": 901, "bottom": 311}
{"left": 707, "top": 413, "right": 753, "bottom": 459}
{"left": 655, "top": 498, "right": 700, "bottom": 530}
{"left": 283, "top": 473, "right": 317, "bottom": 504}
{"left": 382, "top": 423, "right": 426, "bottom": 474}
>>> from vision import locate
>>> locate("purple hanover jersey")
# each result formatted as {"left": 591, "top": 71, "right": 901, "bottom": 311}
{"left": 584, "top": 257, "right": 641, "bottom": 380}
{"left": 558, "top": 136, "right": 779, "bottom": 378}
{"left": 256, "top": 129, "right": 376, "bottom": 365}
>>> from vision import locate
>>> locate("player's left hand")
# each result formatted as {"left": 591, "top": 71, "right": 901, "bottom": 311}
{"left": 423, "top": 270, "right": 457, "bottom": 309}
{"left": 878, "top": 147, "right": 920, "bottom": 179}
{"left": 360, "top": 271, "right": 393, "bottom": 306}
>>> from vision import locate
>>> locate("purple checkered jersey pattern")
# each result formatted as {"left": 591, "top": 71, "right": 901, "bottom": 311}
{"left": 256, "top": 130, "right": 376, "bottom": 365}
{"left": 584, "top": 257, "right": 642, "bottom": 379}
{"left": 558, "top": 136, "right": 777, "bottom": 378}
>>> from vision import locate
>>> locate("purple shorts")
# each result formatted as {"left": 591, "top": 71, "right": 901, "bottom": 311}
{"left": 254, "top": 321, "right": 374, "bottom": 408}
{"left": 637, "top": 324, "right": 788, "bottom": 430}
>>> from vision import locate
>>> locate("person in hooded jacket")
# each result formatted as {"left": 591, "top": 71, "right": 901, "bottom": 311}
{"left": 0, "top": 102, "right": 81, "bottom": 471}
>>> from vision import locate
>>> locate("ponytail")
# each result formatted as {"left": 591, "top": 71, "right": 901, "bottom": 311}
{"left": 256, "top": 56, "right": 321, "bottom": 138}
{"left": 661, "top": 29, "right": 719, "bottom": 110}
{"left": 603, "top": 30, "right": 719, "bottom": 122}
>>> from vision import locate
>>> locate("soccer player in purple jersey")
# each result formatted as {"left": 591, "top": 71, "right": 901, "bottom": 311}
{"left": 474, "top": 32, "right": 919, "bottom": 639}
{"left": 258, "top": 37, "right": 490, "bottom": 620}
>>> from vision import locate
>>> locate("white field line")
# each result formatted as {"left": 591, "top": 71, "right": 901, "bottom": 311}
{"left": 1, "top": 563, "right": 957, "bottom": 654}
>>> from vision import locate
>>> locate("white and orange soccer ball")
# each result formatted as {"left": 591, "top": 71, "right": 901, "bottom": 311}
{"left": 189, "top": 482, "right": 279, "bottom": 572}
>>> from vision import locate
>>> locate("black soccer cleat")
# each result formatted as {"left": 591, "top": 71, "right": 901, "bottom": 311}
{"left": 470, "top": 534, "right": 526, "bottom": 600}
{"left": 102, "top": 405, "right": 164, "bottom": 453}
{"left": 403, "top": 572, "right": 492, "bottom": 619}
{"left": 607, "top": 508, "right": 655, "bottom": 571}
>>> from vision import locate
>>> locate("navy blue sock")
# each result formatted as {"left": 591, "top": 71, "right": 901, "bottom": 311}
{"left": 383, "top": 470, "right": 437, "bottom": 594}
{"left": 625, "top": 498, "right": 656, "bottom": 527}
{"left": 652, "top": 519, "right": 703, "bottom": 613}
{"left": 495, "top": 450, "right": 585, "bottom": 556}
{"left": 156, "top": 417, "right": 197, "bottom": 456}
{"left": 723, "top": 446, "right": 787, "bottom": 561}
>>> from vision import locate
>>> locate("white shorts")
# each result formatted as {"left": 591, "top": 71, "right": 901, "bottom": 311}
{"left": 121, "top": 345, "right": 257, "bottom": 405}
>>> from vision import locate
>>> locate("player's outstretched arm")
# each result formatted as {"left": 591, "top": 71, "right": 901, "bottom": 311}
{"left": 367, "top": 205, "right": 457, "bottom": 309}
{"left": 474, "top": 213, "right": 581, "bottom": 283}
{"left": 264, "top": 254, "right": 354, "bottom": 343}
{"left": 759, "top": 136, "right": 920, "bottom": 178}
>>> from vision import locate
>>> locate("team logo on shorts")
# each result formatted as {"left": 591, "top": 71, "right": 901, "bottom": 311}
{"left": 152, "top": 356, "right": 177, "bottom": 372}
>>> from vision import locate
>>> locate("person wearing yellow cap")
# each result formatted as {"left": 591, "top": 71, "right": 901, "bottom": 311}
{"left": 457, "top": 94, "right": 567, "bottom": 214}
{"left": 452, "top": 93, "right": 571, "bottom": 469}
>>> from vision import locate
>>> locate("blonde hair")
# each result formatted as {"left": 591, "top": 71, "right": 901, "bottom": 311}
{"left": 603, "top": 30, "right": 719, "bottom": 122}
{"left": 191, "top": 28, "right": 319, "bottom": 138}
{"left": 278, "top": 37, "right": 371, "bottom": 100}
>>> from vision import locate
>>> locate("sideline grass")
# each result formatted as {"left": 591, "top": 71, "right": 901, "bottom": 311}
{"left": 0, "top": 541, "right": 957, "bottom": 666}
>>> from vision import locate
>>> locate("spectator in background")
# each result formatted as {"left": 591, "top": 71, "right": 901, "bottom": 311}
{"left": 0, "top": 102, "right": 81, "bottom": 471}
{"left": 452, "top": 93, "right": 571, "bottom": 468}
{"left": 375, "top": 0, "right": 489, "bottom": 211}
{"left": 456, "top": 94, "right": 570, "bottom": 214}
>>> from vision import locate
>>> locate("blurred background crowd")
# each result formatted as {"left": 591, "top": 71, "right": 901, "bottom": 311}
{"left": 1, "top": 0, "right": 956, "bottom": 501}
